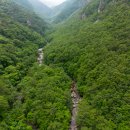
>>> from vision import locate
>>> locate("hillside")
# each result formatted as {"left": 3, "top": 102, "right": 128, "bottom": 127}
{"left": 0, "top": 0, "right": 130, "bottom": 129}
{"left": 14, "top": 0, "right": 33, "bottom": 9}
{"left": 15, "top": 0, "right": 52, "bottom": 18}
{"left": 44, "top": 0, "right": 130, "bottom": 129}
{"left": 51, "top": 0, "right": 90, "bottom": 23}
{"left": 0, "top": 0, "right": 48, "bottom": 34}
{"left": 0, "top": 1, "right": 71, "bottom": 129}
{"left": 28, "top": 0, "right": 52, "bottom": 18}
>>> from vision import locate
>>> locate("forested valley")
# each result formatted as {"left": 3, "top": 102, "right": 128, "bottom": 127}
{"left": 0, "top": 0, "right": 130, "bottom": 130}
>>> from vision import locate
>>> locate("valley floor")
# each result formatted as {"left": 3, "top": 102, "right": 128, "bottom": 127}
{"left": 37, "top": 48, "right": 81, "bottom": 130}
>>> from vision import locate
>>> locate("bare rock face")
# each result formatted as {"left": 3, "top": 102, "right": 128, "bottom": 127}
{"left": 79, "top": 0, "right": 91, "bottom": 20}
{"left": 98, "top": 0, "right": 105, "bottom": 13}
{"left": 80, "top": 13, "right": 86, "bottom": 20}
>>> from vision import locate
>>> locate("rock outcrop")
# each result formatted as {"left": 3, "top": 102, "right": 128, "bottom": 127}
{"left": 98, "top": 0, "right": 105, "bottom": 13}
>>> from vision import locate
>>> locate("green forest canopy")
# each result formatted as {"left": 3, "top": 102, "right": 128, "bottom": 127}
{"left": 0, "top": 0, "right": 130, "bottom": 129}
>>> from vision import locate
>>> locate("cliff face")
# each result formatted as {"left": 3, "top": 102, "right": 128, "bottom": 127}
{"left": 80, "top": 0, "right": 120, "bottom": 20}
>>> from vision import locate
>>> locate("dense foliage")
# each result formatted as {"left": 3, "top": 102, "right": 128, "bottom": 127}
{"left": 0, "top": 0, "right": 47, "bottom": 34}
{"left": 0, "top": 11, "right": 46, "bottom": 83}
{"left": 1, "top": 65, "right": 71, "bottom": 130}
{"left": 44, "top": 0, "right": 130, "bottom": 129}
{"left": 1, "top": 0, "right": 130, "bottom": 129}
{"left": 0, "top": 1, "right": 49, "bottom": 129}
{"left": 0, "top": 1, "right": 72, "bottom": 129}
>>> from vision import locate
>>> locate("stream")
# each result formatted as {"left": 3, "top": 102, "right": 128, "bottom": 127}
{"left": 37, "top": 48, "right": 43, "bottom": 65}
{"left": 70, "top": 81, "right": 80, "bottom": 130}
{"left": 37, "top": 49, "right": 80, "bottom": 130}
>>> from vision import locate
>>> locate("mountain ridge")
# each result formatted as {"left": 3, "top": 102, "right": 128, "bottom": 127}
{"left": 0, "top": 0, "right": 130, "bottom": 129}
{"left": 28, "top": 0, "right": 52, "bottom": 18}
{"left": 51, "top": 0, "right": 90, "bottom": 23}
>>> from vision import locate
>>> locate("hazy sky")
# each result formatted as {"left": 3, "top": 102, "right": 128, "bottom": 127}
{"left": 39, "top": 0, "right": 66, "bottom": 7}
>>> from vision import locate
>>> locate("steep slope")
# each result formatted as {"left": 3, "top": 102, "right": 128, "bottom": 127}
{"left": 0, "top": 1, "right": 46, "bottom": 84}
{"left": 14, "top": 0, "right": 52, "bottom": 18}
{"left": 45, "top": 0, "right": 130, "bottom": 129}
{"left": 0, "top": 0, "right": 45, "bottom": 129}
{"left": 0, "top": 1, "right": 72, "bottom": 129}
{"left": 1, "top": 0, "right": 130, "bottom": 129}
{"left": 14, "top": 0, "right": 33, "bottom": 9}
{"left": 52, "top": 0, "right": 90, "bottom": 23}
{"left": 1, "top": 0, "right": 48, "bottom": 35}
{"left": 28, "top": 0, "right": 52, "bottom": 18}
